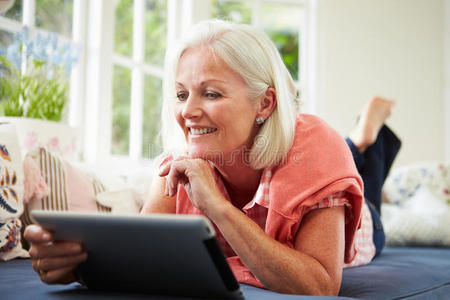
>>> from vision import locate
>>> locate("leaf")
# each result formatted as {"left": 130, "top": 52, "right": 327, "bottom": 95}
{"left": 11, "top": 171, "right": 16, "bottom": 185}
{"left": 9, "top": 188, "right": 17, "bottom": 202}
{"left": 5, "top": 168, "right": 9, "bottom": 185}
{"left": 0, "top": 193, "right": 17, "bottom": 214}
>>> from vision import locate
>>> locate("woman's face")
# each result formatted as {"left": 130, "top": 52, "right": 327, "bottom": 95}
{"left": 174, "top": 47, "right": 259, "bottom": 162}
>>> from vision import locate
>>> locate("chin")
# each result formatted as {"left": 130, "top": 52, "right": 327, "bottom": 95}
{"left": 188, "top": 148, "right": 225, "bottom": 164}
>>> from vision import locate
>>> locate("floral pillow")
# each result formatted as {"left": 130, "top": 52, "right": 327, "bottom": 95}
{"left": 0, "top": 123, "right": 29, "bottom": 260}
{"left": 383, "top": 162, "right": 450, "bottom": 206}
{"left": 382, "top": 162, "right": 450, "bottom": 247}
{"left": 0, "top": 117, "right": 81, "bottom": 161}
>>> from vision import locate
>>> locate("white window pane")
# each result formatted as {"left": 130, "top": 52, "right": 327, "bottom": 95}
{"left": 144, "top": 0, "right": 166, "bottom": 66}
{"left": 36, "top": 0, "right": 73, "bottom": 38}
{"left": 211, "top": 0, "right": 251, "bottom": 24}
{"left": 112, "top": 65, "right": 131, "bottom": 155}
{"left": 260, "top": 2, "right": 301, "bottom": 81}
{"left": 142, "top": 74, "right": 162, "bottom": 158}
{"left": 0, "top": 0, "right": 22, "bottom": 21}
{"left": 115, "top": 0, "right": 133, "bottom": 57}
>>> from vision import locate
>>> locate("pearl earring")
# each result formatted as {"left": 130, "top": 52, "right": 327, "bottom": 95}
{"left": 256, "top": 117, "right": 264, "bottom": 125}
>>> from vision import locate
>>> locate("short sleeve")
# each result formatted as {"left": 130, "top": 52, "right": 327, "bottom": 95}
{"left": 303, "top": 191, "right": 354, "bottom": 224}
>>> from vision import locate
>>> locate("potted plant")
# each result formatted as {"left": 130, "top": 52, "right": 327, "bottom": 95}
{"left": 0, "top": 27, "right": 81, "bottom": 160}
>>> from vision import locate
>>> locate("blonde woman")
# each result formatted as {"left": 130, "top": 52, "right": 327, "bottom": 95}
{"left": 25, "top": 20, "right": 400, "bottom": 296}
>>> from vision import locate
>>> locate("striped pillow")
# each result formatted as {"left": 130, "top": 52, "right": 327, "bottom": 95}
{"left": 21, "top": 147, "right": 111, "bottom": 242}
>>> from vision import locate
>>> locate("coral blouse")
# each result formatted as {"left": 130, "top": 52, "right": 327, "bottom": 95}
{"left": 171, "top": 114, "right": 373, "bottom": 287}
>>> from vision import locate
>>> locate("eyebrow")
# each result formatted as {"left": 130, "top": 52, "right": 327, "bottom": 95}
{"left": 175, "top": 79, "right": 227, "bottom": 87}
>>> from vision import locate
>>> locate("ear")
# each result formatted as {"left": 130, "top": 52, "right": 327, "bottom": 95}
{"left": 257, "top": 87, "right": 277, "bottom": 120}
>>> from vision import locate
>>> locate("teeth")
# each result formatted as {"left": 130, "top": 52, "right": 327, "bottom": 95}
{"left": 190, "top": 128, "right": 217, "bottom": 135}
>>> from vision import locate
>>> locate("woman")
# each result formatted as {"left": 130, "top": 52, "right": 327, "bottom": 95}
{"left": 24, "top": 20, "right": 400, "bottom": 296}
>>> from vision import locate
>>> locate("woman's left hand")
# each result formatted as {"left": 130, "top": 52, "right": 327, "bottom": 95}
{"left": 158, "top": 157, "right": 227, "bottom": 215}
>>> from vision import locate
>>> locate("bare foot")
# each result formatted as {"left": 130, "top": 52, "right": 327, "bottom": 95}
{"left": 349, "top": 97, "right": 395, "bottom": 153}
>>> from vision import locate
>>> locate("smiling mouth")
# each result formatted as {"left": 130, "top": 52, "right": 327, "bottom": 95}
{"left": 189, "top": 128, "right": 218, "bottom": 135}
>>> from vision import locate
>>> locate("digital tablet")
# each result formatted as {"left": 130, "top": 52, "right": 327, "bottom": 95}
{"left": 31, "top": 210, "right": 243, "bottom": 299}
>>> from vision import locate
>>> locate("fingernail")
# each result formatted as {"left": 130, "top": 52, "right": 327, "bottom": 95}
{"left": 42, "top": 233, "right": 51, "bottom": 241}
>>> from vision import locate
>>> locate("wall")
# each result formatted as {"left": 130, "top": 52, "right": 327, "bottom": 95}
{"left": 445, "top": 0, "right": 450, "bottom": 161}
{"left": 312, "top": 0, "right": 445, "bottom": 167}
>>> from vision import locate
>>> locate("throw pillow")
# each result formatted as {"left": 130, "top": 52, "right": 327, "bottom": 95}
{"left": 20, "top": 147, "right": 113, "bottom": 235}
{"left": 381, "top": 185, "right": 450, "bottom": 247}
{"left": 96, "top": 189, "right": 142, "bottom": 214}
{"left": 0, "top": 123, "right": 29, "bottom": 260}
{"left": 383, "top": 162, "right": 450, "bottom": 206}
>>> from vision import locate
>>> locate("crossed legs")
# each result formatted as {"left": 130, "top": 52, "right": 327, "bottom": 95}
{"left": 346, "top": 97, "right": 402, "bottom": 257}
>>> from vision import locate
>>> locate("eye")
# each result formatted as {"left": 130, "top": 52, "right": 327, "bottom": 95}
{"left": 176, "top": 92, "right": 188, "bottom": 102}
{"left": 205, "top": 91, "right": 221, "bottom": 99}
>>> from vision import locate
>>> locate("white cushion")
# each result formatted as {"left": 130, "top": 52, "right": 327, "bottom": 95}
{"left": 382, "top": 185, "right": 450, "bottom": 246}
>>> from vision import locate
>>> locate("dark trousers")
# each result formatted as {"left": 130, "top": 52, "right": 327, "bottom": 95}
{"left": 346, "top": 125, "right": 401, "bottom": 257}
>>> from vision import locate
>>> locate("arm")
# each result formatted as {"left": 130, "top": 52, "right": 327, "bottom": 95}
{"left": 140, "top": 174, "right": 176, "bottom": 214}
{"left": 160, "top": 158, "right": 346, "bottom": 295}
{"left": 210, "top": 201, "right": 345, "bottom": 295}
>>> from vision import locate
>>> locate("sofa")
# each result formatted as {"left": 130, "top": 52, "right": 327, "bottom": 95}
{"left": 1, "top": 123, "right": 450, "bottom": 299}
{"left": 1, "top": 247, "right": 450, "bottom": 299}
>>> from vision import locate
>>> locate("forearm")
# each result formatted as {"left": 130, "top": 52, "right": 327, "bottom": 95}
{"left": 209, "top": 202, "right": 341, "bottom": 295}
{"left": 140, "top": 176, "right": 176, "bottom": 214}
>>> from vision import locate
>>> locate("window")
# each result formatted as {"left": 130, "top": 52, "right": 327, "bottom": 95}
{"left": 0, "top": 0, "right": 75, "bottom": 57}
{"left": 111, "top": 0, "right": 166, "bottom": 160}
{"left": 211, "top": 0, "right": 303, "bottom": 82}
{"left": 1, "top": 0, "right": 310, "bottom": 167}
{"left": 0, "top": 0, "right": 73, "bottom": 43}
{"left": 0, "top": 0, "right": 78, "bottom": 121}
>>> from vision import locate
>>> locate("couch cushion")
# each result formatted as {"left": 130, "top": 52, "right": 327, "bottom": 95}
{"left": 1, "top": 260, "right": 351, "bottom": 300}
{"left": 340, "top": 247, "right": 450, "bottom": 299}
{"left": 0, "top": 122, "right": 28, "bottom": 260}
{"left": 1, "top": 247, "right": 449, "bottom": 299}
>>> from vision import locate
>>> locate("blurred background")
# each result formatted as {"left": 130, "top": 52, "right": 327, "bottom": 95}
{"left": 1, "top": 0, "right": 449, "bottom": 170}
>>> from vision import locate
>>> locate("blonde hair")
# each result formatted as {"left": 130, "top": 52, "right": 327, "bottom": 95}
{"left": 161, "top": 19, "right": 297, "bottom": 169}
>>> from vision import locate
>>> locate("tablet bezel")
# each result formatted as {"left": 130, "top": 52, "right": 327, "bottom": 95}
{"left": 31, "top": 210, "right": 243, "bottom": 299}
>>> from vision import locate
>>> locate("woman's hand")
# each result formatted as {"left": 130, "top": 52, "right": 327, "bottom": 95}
{"left": 24, "top": 224, "right": 87, "bottom": 284}
{"left": 158, "top": 157, "right": 227, "bottom": 216}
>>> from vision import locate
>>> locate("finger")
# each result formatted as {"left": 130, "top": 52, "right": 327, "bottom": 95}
{"left": 29, "top": 241, "right": 84, "bottom": 259}
{"left": 158, "top": 155, "right": 189, "bottom": 177}
{"left": 166, "top": 160, "right": 190, "bottom": 197}
{"left": 164, "top": 176, "right": 169, "bottom": 196}
{"left": 159, "top": 160, "right": 172, "bottom": 177}
{"left": 40, "top": 264, "right": 80, "bottom": 285}
{"left": 34, "top": 252, "right": 87, "bottom": 274}
{"left": 24, "top": 225, "right": 52, "bottom": 243}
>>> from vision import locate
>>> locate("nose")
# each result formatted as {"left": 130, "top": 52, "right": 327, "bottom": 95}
{"left": 181, "top": 94, "right": 202, "bottom": 120}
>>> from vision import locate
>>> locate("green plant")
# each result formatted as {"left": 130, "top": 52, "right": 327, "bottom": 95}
{"left": 0, "top": 57, "right": 68, "bottom": 121}
{"left": 0, "top": 27, "right": 79, "bottom": 121}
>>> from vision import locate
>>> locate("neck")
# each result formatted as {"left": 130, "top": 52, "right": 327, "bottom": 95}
{"left": 213, "top": 150, "right": 263, "bottom": 208}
